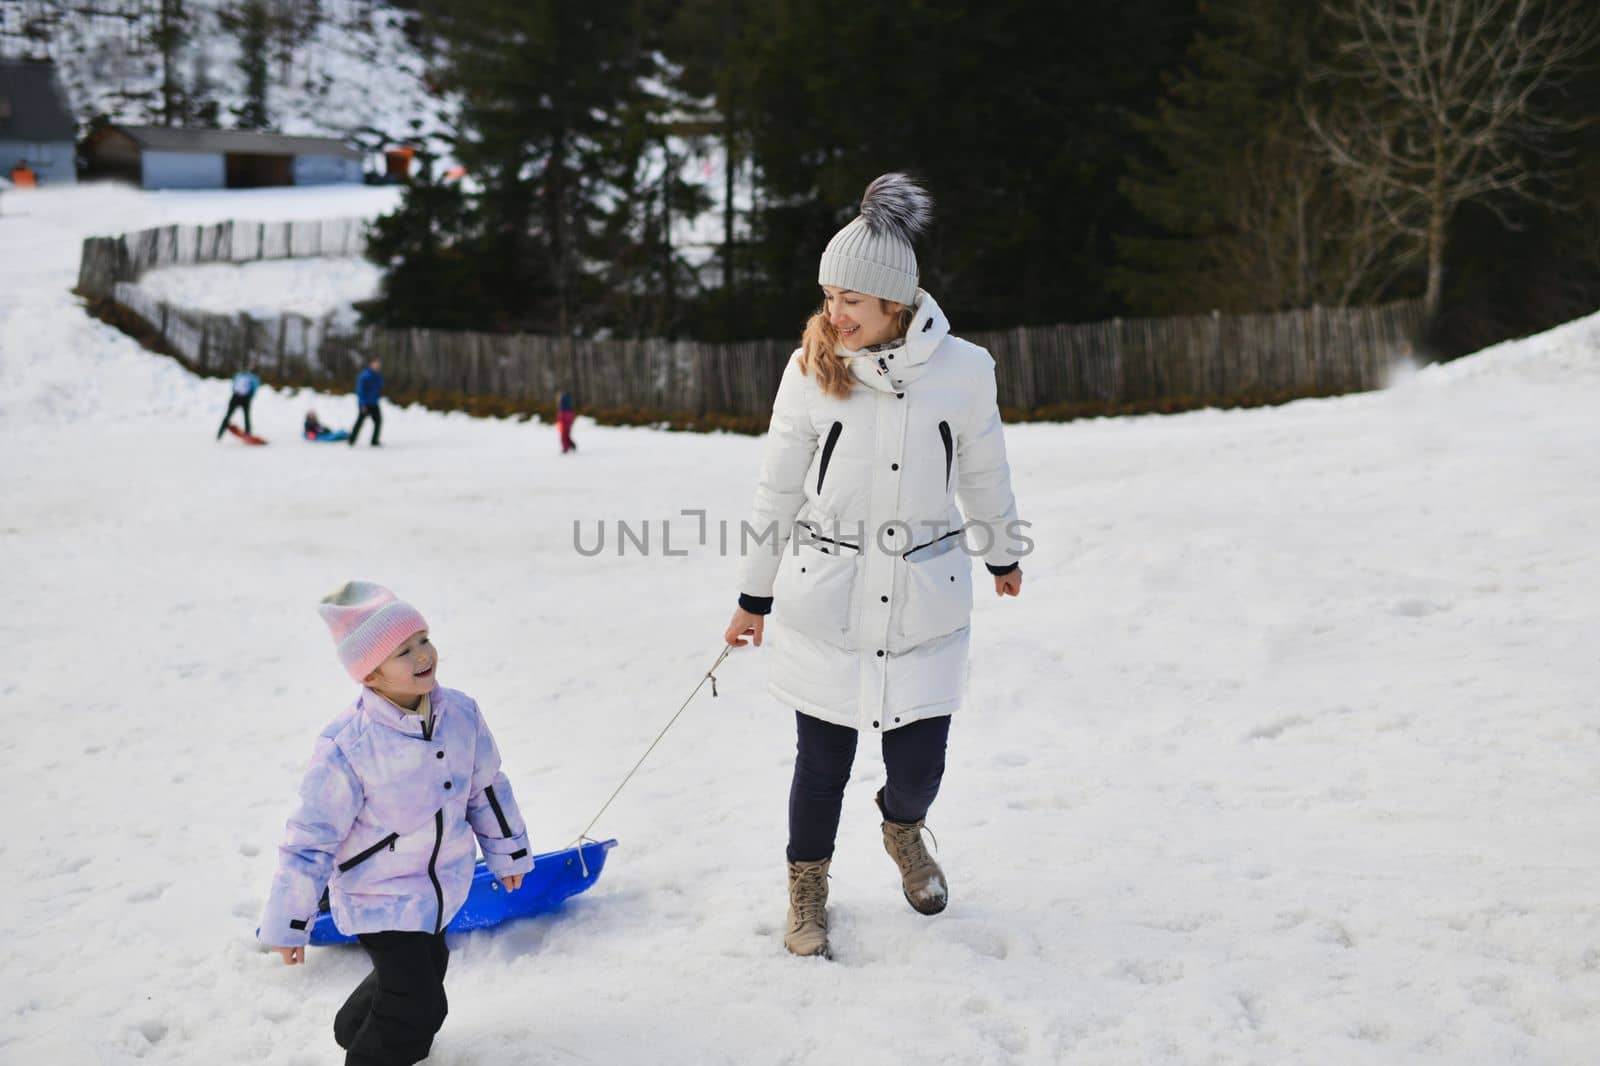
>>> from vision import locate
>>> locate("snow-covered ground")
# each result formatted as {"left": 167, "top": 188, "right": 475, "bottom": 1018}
{"left": 1, "top": 183, "right": 1598, "bottom": 1066}
{"left": 132, "top": 256, "right": 384, "bottom": 321}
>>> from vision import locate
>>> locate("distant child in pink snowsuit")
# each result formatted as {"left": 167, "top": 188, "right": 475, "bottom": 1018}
{"left": 557, "top": 390, "right": 577, "bottom": 454}
{"left": 260, "top": 581, "right": 535, "bottom": 1065}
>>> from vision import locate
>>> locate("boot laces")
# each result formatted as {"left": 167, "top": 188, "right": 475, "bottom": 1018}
{"left": 888, "top": 821, "right": 939, "bottom": 872}
{"left": 792, "top": 866, "right": 827, "bottom": 925}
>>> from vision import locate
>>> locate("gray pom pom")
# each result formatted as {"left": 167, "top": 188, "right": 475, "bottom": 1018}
{"left": 858, "top": 173, "right": 932, "bottom": 246}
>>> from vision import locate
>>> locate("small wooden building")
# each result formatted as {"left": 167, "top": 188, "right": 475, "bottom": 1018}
{"left": 81, "top": 125, "right": 363, "bottom": 190}
{"left": 0, "top": 58, "right": 78, "bottom": 185}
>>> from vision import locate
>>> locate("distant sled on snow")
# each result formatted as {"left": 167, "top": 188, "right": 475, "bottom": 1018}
{"left": 307, "top": 838, "right": 616, "bottom": 946}
{"left": 226, "top": 425, "right": 268, "bottom": 446}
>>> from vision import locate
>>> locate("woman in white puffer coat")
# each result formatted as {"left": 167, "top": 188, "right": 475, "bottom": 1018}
{"left": 723, "top": 174, "right": 1027, "bottom": 959}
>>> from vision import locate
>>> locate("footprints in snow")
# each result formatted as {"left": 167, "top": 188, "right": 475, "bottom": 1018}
{"left": 1243, "top": 703, "right": 1356, "bottom": 743}
{"left": 125, "top": 881, "right": 169, "bottom": 903}
{"left": 1106, "top": 956, "right": 1185, "bottom": 986}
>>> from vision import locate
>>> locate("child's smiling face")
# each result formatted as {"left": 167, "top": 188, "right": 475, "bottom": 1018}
{"left": 363, "top": 630, "right": 438, "bottom": 709}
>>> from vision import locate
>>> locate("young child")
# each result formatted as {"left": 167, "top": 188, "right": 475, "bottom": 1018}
{"left": 304, "top": 409, "right": 350, "bottom": 442}
{"left": 259, "top": 581, "right": 534, "bottom": 1065}
{"left": 556, "top": 390, "right": 577, "bottom": 454}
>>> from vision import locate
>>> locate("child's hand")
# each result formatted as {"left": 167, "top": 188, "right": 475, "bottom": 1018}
{"left": 500, "top": 874, "right": 524, "bottom": 892}
{"left": 271, "top": 946, "right": 305, "bottom": 965}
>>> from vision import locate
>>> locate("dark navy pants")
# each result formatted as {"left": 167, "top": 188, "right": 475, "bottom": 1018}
{"left": 787, "top": 711, "right": 951, "bottom": 863}
{"left": 350, "top": 403, "right": 382, "bottom": 446}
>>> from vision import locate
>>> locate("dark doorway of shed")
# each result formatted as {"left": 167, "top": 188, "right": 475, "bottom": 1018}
{"left": 225, "top": 153, "right": 292, "bottom": 188}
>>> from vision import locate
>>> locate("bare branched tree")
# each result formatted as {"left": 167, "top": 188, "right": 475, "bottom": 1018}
{"left": 1305, "top": 0, "right": 1600, "bottom": 319}
{"left": 1213, "top": 123, "right": 1417, "bottom": 310}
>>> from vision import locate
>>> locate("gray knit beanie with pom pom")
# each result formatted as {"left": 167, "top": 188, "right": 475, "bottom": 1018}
{"left": 817, "top": 173, "right": 932, "bottom": 305}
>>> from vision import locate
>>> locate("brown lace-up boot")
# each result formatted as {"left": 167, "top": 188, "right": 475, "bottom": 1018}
{"left": 876, "top": 789, "right": 948, "bottom": 915}
{"left": 784, "top": 858, "right": 831, "bottom": 958}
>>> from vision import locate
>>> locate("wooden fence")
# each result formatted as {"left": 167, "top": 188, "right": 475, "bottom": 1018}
{"left": 76, "top": 217, "right": 371, "bottom": 299}
{"left": 78, "top": 219, "right": 1424, "bottom": 426}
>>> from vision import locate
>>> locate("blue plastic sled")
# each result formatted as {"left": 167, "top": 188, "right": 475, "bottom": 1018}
{"left": 308, "top": 839, "right": 616, "bottom": 946}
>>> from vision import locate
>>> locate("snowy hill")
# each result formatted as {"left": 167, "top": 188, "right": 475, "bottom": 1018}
{"left": 1, "top": 184, "right": 1597, "bottom": 1065}
{"left": 3, "top": 1, "right": 444, "bottom": 143}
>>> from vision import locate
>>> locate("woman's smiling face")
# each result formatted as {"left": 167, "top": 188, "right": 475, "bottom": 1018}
{"left": 823, "top": 286, "right": 905, "bottom": 350}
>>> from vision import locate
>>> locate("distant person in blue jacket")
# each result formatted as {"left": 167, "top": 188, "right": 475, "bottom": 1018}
{"left": 216, "top": 365, "right": 260, "bottom": 440}
{"left": 350, "top": 357, "right": 383, "bottom": 447}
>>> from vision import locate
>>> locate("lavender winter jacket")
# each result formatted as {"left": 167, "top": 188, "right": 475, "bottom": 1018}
{"left": 259, "top": 685, "right": 534, "bottom": 947}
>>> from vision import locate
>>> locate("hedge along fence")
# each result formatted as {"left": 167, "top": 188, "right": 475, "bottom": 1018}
{"left": 78, "top": 218, "right": 1425, "bottom": 430}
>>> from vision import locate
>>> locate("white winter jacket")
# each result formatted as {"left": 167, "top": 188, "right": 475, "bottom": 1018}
{"left": 737, "top": 290, "right": 1025, "bottom": 734}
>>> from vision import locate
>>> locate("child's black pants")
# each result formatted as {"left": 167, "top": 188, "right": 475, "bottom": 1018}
{"left": 787, "top": 710, "right": 950, "bottom": 863}
{"left": 216, "top": 394, "right": 252, "bottom": 437}
{"left": 336, "top": 930, "right": 449, "bottom": 1066}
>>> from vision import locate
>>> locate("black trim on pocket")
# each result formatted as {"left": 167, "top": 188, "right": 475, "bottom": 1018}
{"left": 817, "top": 421, "right": 843, "bottom": 493}
{"left": 337, "top": 832, "right": 399, "bottom": 873}
{"left": 903, "top": 529, "right": 963, "bottom": 559}
{"left": 939, "top": 421, "right": 953, "bottom": 490}
{"left": 510, "top": 849, "right": 528, "bottom": 860}
{"left": 796, "top": 521, "right": 860, "bottom": 553}
{"left": 485, "top": 785, "right": 514, "bottom": 838}
{"left": 289, "top": 919, "right": 307, "bottom": 930}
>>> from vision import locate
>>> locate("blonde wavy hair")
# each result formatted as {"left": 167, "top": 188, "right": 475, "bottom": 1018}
{"left": 798, "top": 299, "right": 915, "bottom": 399}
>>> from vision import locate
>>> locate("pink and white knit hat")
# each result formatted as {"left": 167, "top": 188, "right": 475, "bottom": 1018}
{"left": 317, "top": 581, "right": 429, "bottom": 682}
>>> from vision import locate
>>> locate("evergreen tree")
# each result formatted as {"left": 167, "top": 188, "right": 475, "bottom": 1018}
{"left": 225, "top": 0, "right": 272, "bottom": 130}
{"left": 150, "top": 0, "right": 189, "bottom": 127}
{"left": 371, "top": 0, "right": 712, "bottom": 335}
{"left": 660, "top": 0, "right": 757, "bottom": 303}
{"left": 189, "top": 40, "right": 220, "bottom": 127}
{"left": 718, "top": 0, "right": 1196, "bottom": 336}
{"left": 363, "top": 148, "right": 493, "bottom": 330}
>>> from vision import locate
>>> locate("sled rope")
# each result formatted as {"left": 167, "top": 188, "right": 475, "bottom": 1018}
{"left": 570, "top": 644, "right": 732, "bottom": 876}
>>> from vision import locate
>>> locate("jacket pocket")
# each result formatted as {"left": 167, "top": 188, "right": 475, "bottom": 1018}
{"left": 773, "top": 538, "right": 859, "bottom": 648}
{"left": 337, "top": 832, "right": 398, "bottom": 873}
{"left": 892, "top": 534, "right": 972, "bottom": 650}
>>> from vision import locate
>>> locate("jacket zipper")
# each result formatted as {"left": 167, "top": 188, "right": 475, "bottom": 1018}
{"left": 428, "top": 808, "right": 445, "bottom": 934}
{"left": 817, "top": 421, "right": 843, "bottom": 493}
{"left": 939, "top": 421, "right": 953, "bottom": 491}
{"left": 337, "top": 832, "right": 399, "bottom": 872}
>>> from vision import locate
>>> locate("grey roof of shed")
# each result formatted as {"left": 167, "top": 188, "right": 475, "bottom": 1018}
{"left": 0, "top": 59, "right": 77, "bottom": 142}
{"left": 111, "top": 125, "right": 362, "bottom": 160}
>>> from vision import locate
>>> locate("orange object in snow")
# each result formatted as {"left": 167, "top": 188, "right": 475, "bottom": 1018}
{"left": 10, "top": 163, "right": 37, "bottom": 188}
